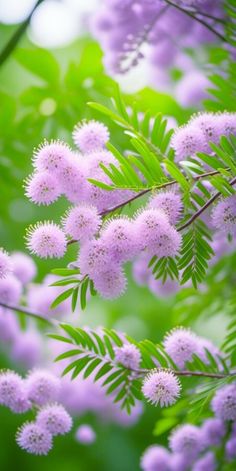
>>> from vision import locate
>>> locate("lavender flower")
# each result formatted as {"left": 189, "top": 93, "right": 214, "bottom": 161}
{"left": 226, "top": 436, "right": 236, "bottom": 461}
{"left": 169, "top": 424, "right": 204, "bottom": 459}
{"left": 0, "top": 275, "right": 22, "bottom": 304}
{"left": 78, "top": 239, "right": 111, "bottom": 278}
{"left": 24, "top": 171, "right": 61, "bottom": 205}
{"left": 26, "top": 222, "right": 67, "bottom": 259}
{"left": 140, "top": 445, "right": 171, "bottom": 471}
{"left": 201, "top": 418, "right": 226, "bottom": 446}
{"left": 36, "top": 404, "right": 72, "bottom": 436}
{"left": 134, "top": 209, "right": 171, "bottom": 250}
{"left": 11, "top": 252, "right": 37, "bottom": 284}
{"left": 211, "top": 195, "right": 236, "bottom": 236}
{"left": 142, "top": 370, "right": 181, "bottom": 407}
{"left": 211, "top": 383, "right": 236, "bottom": 421}
{"left": 16, "top": 422, "right": 53, "bottom": 455}
{"left": 72, "top": 120, "right": 109, "bottom": 153}
{"left": 62, "top": 204, "right": 101, "bottom": 242}
{"left": 171, "top": 125, "right": 207, "bottom": 161}
{"left": 0, "top": 248, "right": 12, "bottom": 279}
{"left": 75, "top": 425, "right": 96, "bottom": 444}
{"left": 26, "top": 370, "right": 60, "bottom": 406}
{"left": 33, "top": 140, "right": 71, "bottom": 173}
{"left": 101, "top": 217, "right": 138, "bottom": 262}
{"left": 0, "top": 370, "right": 31, "bottom": 413}
{"left": 192, "top": 451, "right": 216, "bottom": 471}
{"left": 115, "top": 344, "right": 141, "bottom": 370}
{"left": 163, "top": 328, "right": 199, "bottom": 369}
{"left": 148, "top": 191, "right": 183, "bottom": 225}
{"left": 93, "top": 266, "right": 127, "bottom": 299}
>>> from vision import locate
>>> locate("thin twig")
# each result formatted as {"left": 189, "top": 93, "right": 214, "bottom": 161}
{"left": 164, "top": 0, "right": 228, "bottom": 43}
{"left": 0, "top": 302, "right": 56, "bottom": 326}
{"left": 66, "top": 168, "right": 231, "bottom": 246}
{"left": 0, "top": 0, "right": 45, "bottom": 67}
{"left": 131, "top": 366, "right": 236, "bottom": 379}
{"left": 177, "top": 176, "right": 236, "bottom": 232}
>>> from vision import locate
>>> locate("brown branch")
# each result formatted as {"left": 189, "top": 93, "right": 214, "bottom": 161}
{"left": 66, "top": 168, "right": 230, "bottom": 246}
{"left": 131, "top": 366, "right": 236, "bottom": 380}
{"left": 0, "top": 302, "right": 56, "bottom": 326}
{"left": 177, "top": 176, "right": 236, "bottom": 232}
{"left": 0, "top": 0, "right": 45, "bottom": 67}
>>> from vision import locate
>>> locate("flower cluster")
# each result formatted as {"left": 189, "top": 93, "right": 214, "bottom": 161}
{"left": 171, "top": 112, "right": 236, "bottom": 162}
{"left": 141, "top": 381, "right": 236, "bottom": 470}
{"left": 90, "top": 1, "right": 226, "bottom": 106}
{"left": 24, "top": 121, "right": 184, "bottom": 300}
{"left": 0, "top": 369, "right": 72, "bottom": 455}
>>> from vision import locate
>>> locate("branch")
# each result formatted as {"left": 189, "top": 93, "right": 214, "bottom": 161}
{"left": 0, "top": 302, "right": 56, "bottom": 326}
{"left": 131, "top": 367, "right": 236, "bottom": 380}
{"left": 0, "top": 0, "right": 45, "bottom": 67}
{"left": 66, "top": 168, "right": 231, "bottom": 246}
{"left": 163, "top": 0, "right": 228, "bottom": 43}
{"left": 177, "top": 176, "right": 236, "bottom": 232}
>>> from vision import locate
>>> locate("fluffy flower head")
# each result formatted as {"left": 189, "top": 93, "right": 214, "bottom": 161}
{"left": 142, "top": 369, "right": 181, "bottom": 407}
{"left": 171, "top": 125, "right": 206, "bottom": 161}
{"left": 115, "top": 344, "right": 141, "bottom": 369}
{"left": 16, "top": 422, "right": 53, "bottom": 455}
{"left": 78, "top": 239, "right": 111, "bottom": 277}
{"left": 26, "top": 222, "right": 67, "bottom": 259}
{"left": 26, "top": 370, "right": 60, "bottom": 406}
{"left": 211, "top": 383, "right": 236, "bottom": 421}
{"left": 62, "top": 204, "right": 101, "bottom": 242}
{"left": 36, "top": 404, "right": 72, "bottom": 436}
{"left": 73, "top": 120, "right": 109, "bottom": 153}
{"left": 11, "top": 252, "right": 37, "bottom": 284}
{"left": 211, "top": 195, "right": 236, "bottom": 236}
{"left": 163, "top": 328, "right": 199, "bottom": 369}
{"left": 75, "top": 424, "right": 96, "bottom": 444}
{"left": 25, "top": 171, "right": 61, "bottom": 205}
{"left": 101, "top": 217, "right": 138, "bottom": 262}
{"left": 93, "top": 266, "right": 127, "bottom": 299}
{"left": 0, "top": 275, "right": 22, "bottom": 304}
{"left": 148, "top": 191, "right": 183, "bottom": 225}
{"left": 140, "top": 445, "right": 171, "bottom": 471}
{"left": 33, "top": 140, "right": 71, "bottom": 173}
{"left": 169, "top": 424, "right": 203, "bottom": 459}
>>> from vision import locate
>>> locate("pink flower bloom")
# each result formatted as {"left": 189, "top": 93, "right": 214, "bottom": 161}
{"left": 142, "top": 370, "right": 181, "bottom": 407}
{"left": 26, "top": 222, "right": 67, "bottom": 259}
{"left": 11, "top": 252, "right": 37, "bottom": 284}
{"left": 36, "top": 404, "right": 72, "bottom": 436}
{"left": 16, "top": 422, "right": 53, "bottom": 455}
{"left": 93, "top": 265, "right": 127, "bottom": 299}
{"left": 33, "top": 140, "right": 72, "bottom": 173}
{"left": 26, "top": 370, "right": 60, "bottom": 406}
{"left": 0, "top": 248, "right": 12, "bottom": 279}
{"left": 75, "top": 424, "right": 96, "bottom": 444}
{"left": 148, "top": 191, "right": 183, "bottom": 225}
{"left": 62, "top": 204, "right": 101, "bottom": 242}
{"left": 73, "top": 120, "right": 109, "bottom": 153}
{"left": 25, "top": 171, "right": 61, "bottom": 205}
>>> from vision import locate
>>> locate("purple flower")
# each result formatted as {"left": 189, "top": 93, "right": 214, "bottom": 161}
{"left": 11, "top": 252, "right": 37, "bottom": 284}
{"left": 142, "top": 370, "right": 181, "bottom": 407}
{"left": 134, "top": 209, "right": 171, "bottom": 251}
{"left": 226, "top": 436, "right": 236, "bottom": 461}
{"left": 0, "top": 275, "right": 22, "bottom": 304}
{"left": 78, "top": 239, "right": 111, "bottom": 278}
{"left": 148, "top": 191, "right": 183, "bottom": 225}
{"left": 0, "top": 248, "right": 12, "bottom": 279}
{"left": 148, "top": 225, "right": 182, "bottom": 258}
{"left": 16, "top": 422, "right": 53, "bottom": 455}
{"left": 175, "top": 71, "right": 211, "bottom": 108}
{"left": 57, "top": 154, "right": 88, "bottom": 204}
{"left": 211, "top": 195, "right": 236, "bottom": 236}
{"left": 192, "top": 451, "right": 216, "bottom": 471}
{"left": 24, "top": 171, "right": 61, "bottom": 206}
{"left": 171, "top": 125, "right": 207, "bottom": 162}
{"left": 140, "top": 445, "right": 171, "bottom": 471}
{"left": 26, "top": 370, "right": 60, "bottom": 406}
{"left": 115, "top": 344, "right": 141, "bottom": 369}
{"left": 163, "top": 328, "right": 200, "bottom": 369}
{"left": 72, "top": 120, "right": 109, "bottom": 153}
{"left": 93, "top": 265, "right": 127, "bottom": 299}
{"left": 36, "top": 403, "right": 72, "bottom": 436}
{"left": 169, "top": 424, "right": 204, "bottom": 459}
{"left": 26, "top": 221, "right": 67, "bottom": 259}
{"left": 132, "top": 254, "right": 150, "bottom": 286}
{"left": 75, "top": 425, "right": 96, "bottom": 444}
{"left": 211, "top": 383, "right": 236, "bottom": 421}
{"left": 0, "top": 370, "right": 31, "bottom": 413}
{"left": 190, "top": 112, "right": 222, "bottom": 145}
{"left": 11, "top": 330, "right": 42, "bottom": 369}
{"left": 33, "top": 139, "right": 71, "bottom": 173}
{"left": 101, "top": 217, "right": 138, "bottom": 262}
{"left": 62, "top": 204, "right": 101, "bottom": 242}
{"left": 201, "top": 418, "right": 226, "bottom": 446}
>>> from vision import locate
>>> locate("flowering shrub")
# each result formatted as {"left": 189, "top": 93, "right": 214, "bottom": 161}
{"left": 0, "top": 0, "right": 236, "bottom": 468}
